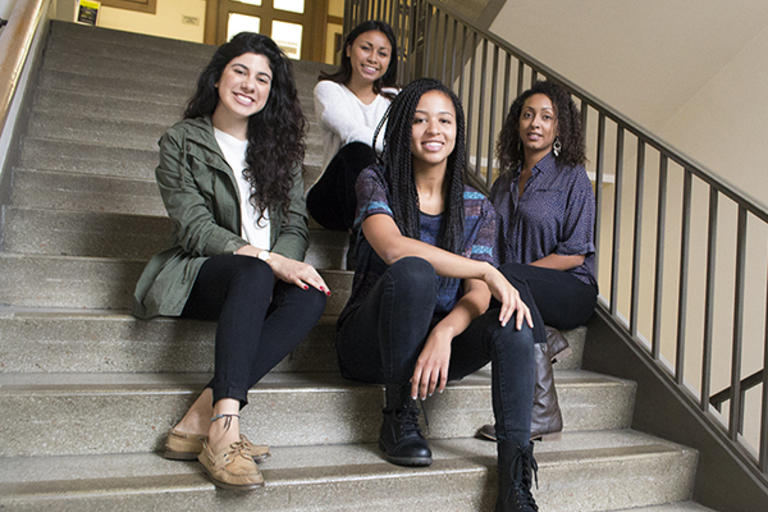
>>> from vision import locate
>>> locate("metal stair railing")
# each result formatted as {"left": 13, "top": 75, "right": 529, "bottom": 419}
{"left": 346, "top": 0, "right": 768, "bottom": 485}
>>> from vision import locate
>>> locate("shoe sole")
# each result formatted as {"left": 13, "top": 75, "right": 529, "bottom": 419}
{"left": 383, "top": 454, "right": 433, "bottom": 467}
{"left": 199, "top": 466, "right": 265, "bottom": 491}
{"left": 164, "top": 449, "right": 270, "bottom": 463}
{"left": 474, "top": 428, "right": 563, "bottom": 443}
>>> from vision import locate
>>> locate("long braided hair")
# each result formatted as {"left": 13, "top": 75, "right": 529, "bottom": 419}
{"left": 373, "top": 78, "right": 466, "bottom": 254}
{"left": 185, "top": 32, "right": 306, "bottom": 222}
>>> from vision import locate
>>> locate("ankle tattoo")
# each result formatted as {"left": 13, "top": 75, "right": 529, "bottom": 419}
{"left": 210, "top": 413, "right": 240, "bottom": 431}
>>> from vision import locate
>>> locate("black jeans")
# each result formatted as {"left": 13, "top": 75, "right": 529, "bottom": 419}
{"left": 499, "top": 262, "right": 597, "bottom": 330}
{"left": 336, "top": 257, "right": 535, "bottom": 446}
{"left": 181, "top": 254, "right": 326, "bottom": 406}
{"left": 306, "top": 142, "right": 377, "bottom": 231}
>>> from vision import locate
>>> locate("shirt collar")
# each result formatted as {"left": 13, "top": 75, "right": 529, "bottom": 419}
{"left": 532, "top": 151, "right": 557, "bottom": 177}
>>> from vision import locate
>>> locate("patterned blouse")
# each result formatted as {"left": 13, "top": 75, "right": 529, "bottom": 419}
{"left": 339, "top": 166, "right": 499, "bottom": 325}
{"left": 489, "top": 151, "right": 596, "bottom": 287}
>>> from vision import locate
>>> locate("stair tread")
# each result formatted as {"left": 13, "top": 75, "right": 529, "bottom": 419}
{"left": 0, "top": 368, "right": 631, "bottom": 392}
{"left": 0, "top": 430, "right": 690, "bottom": 487}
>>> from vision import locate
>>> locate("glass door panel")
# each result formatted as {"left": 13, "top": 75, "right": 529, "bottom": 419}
{"left": 273, "top": 0, "right": 304, "bottom": 14}
{"left": 272, "top": 19, "right": 302, "bottom": 59}
{"left": 227, "top": 13, "right": 260, "bottom": 41}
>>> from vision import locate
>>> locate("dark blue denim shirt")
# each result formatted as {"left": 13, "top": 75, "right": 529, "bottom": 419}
{"left": 489, "top": 151, "right": 596, "bottom": 287}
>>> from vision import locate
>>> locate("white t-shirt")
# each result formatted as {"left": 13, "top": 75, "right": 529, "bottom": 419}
{"left": 214, "top": 127, "right": 270, "bottom": 250}
{"left": 311, "top": 80, "right": 396, "bottom": 188}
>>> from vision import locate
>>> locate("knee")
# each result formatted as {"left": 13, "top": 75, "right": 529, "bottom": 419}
{"left": 498, "top": 262, "right": 526, "bottom": 283}
{"left": 302, "top": 286, "right": 328, "bottom": 318}
{"left": 388, "top": 257, "right": 437, "bottom": 301}
{"left": 229, "top": 255, "right": 275, "bottom": 288}
{"left": 492, "top": 323, "right": 535, "bottom": 363}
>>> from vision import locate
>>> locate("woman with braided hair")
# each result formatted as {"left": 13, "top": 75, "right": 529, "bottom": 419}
{"left": 335, "top": 78, "right": 539, "bottom": 511}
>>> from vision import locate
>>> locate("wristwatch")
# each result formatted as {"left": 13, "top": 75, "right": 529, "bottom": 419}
{"left": 257, "top": 250, "right": 271, "bottom": 262}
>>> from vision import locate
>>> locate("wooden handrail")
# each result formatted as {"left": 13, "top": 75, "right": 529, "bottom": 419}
{"left": 0, "top": 0, "right": 50, "bottom": 133}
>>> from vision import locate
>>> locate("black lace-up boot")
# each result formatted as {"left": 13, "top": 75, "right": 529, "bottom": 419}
{"left": 378, "top": 384, "right": 432, "bottom": 466}
{"left": 496, "top": 441, "right": 539, "bottom": 512}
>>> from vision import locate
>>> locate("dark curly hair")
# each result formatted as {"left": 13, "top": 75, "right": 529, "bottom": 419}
{"left": 185, "top": 32, "right": 306, "bottom": 222}
{"left": 372, "top": 78, "right": 465, "bottom": 254}
{"left": 319, "top": 20, "right": 398, "bottom": 97}
{"left": 496, "top": 80, "right": 585, "bottom": 174}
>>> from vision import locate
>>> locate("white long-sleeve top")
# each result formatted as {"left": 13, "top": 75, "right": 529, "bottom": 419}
{"left": 311, "top": 80, "right": 397, "bottom": 188}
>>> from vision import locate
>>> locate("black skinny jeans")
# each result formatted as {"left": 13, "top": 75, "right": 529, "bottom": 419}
{"left": 498, "top": 262, "right": 597, "bottom": 331}
{"left": 306, "top": 142, "right": 377, "bottom": 231}
{"left": 336, "top": 257, "right": 535, "bottom": 446}
{"left": 181, "top": 254, "right": 326, "bottom": 406}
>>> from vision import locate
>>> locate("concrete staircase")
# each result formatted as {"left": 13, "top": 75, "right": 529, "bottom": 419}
{"left": 0, "top": 21, "right": 713, "bottom": 511}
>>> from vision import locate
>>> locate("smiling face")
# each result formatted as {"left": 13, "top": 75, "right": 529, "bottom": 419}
{"left": 518, "top": 93, "right": 558, "bottom": 158}
{"left": 410, "top": 90, "right": 457, "bottom": 171}
{"left": 346, "top": 30, "right": 392, "bottom": 86}
{"left": 213, "top": 52, "right": 272, "bottom": 130}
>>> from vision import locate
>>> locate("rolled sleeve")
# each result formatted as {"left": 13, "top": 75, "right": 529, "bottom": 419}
{"left": 554, "top": 172, "right": 595, "bottom": 256}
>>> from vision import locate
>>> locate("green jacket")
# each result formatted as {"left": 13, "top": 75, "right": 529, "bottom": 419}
{"left": 133, "top": 116, "right": 308, "bottom": 319}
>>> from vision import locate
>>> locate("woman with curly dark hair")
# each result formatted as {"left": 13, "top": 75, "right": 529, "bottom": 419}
{"left": 477, "top": 81, "right": 597, "bottom": 444}
{"left": 133, "top": 33, "right": 328, "bottom": 490}
{"left": 306, "top": 20, "right": 398, "bottom": 232}
{"left": 336, "top": 78, "right": 539, "bottom": 511}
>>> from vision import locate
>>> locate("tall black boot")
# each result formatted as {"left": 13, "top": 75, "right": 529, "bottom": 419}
{"left": 378, "top": 384, "right": 432, "bottom": 467}
{"left": 496, "top": 441, "right": 538, "bottom": 512}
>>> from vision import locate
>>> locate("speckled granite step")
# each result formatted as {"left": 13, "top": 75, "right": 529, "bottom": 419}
{"left": 0, "top": 431, "right": 697, "bottom": 512}
{"left": 0, "top": 369, "right": 634, "bottom": 456}
{"left": 0, "top": 253, "right": 352, "bottom": 313}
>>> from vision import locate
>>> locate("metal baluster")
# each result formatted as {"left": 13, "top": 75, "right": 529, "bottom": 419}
{"left": 448, "top": 19, "right": 458, "bottom": 86}
{"left": 475, "top": 39, "right": 488, "bottom": 180}
{"left": 423, "top": 4, "right": 432, "bottom": 77}
{"left": 593, "top": 114, "right": 606, "bottom": 281}
{"left": 610, "top": 125, "right": 624, "bottom": 317}
{"left": 486, "top": 45, "right": 499, "bottom": 188}
{"left": 458, "top": 24, "right": 466, "bottom": 104}
{"left": 760, "top": 264, "right": 768, "bottom": 471}
{"left": 439, "top": 12, "right": 449, "bottom": 83}
{"left": 700, "top": 188, "right": 718, "bottom": 411}
{"left": 651, "top": 155, "right": 668, "bottom": 360}
{"left": 465, "top": 30, "right": 477, "bottom": 171}
{"left": 502, "top": 52, "right": 511, "bottom": 117}
{"left": 531, "top": 68, "right": 538, "bottom": 87}
{"left": 516, "top": 60, "right": 524, "bottom": 96}
{"left": 729, "top": 206, "right": 747, "bottom": 440}
{"left": 675, "top": 171, "right": 692, "bottom": 386}
{"left": 630, "top": 138, "right": 645, "bottom": 337}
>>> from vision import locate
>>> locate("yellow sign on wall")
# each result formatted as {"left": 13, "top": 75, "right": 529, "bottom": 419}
{"left": 76, "top": 0, "right": 101, "bottom": 26}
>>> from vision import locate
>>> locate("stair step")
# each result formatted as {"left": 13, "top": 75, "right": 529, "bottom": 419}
{"left": 0, "top": 306, "right": 585, "bottom": 373}
{"left": 0, "top": 431, "right": 696, "bottom": 511}
{"left": 31, "top": 86, "right": 317, "bottom": 127}
{"left": 27, "top": 110, "right": 324, "bottom": 154}
{"left": 10, "top": 169, "right": 164, "bottom": 215}
{"left": 0, "top": 370, "right": 635, "bottom": 457}
{"left": 0, "top": 253, "right": 352, "bottom": 312}
{"left": 20, "top": 138, "right": 158, "bottom": 179}
{"left": 0, "top": 308, "right": 339, "bottom": 374}
{"left": 48, "top": 21, "right": 218, "bottom": 61}
{"left": 32, "top": 87, "right": 185, "bottom": 127}
{"left": 611, "top": 503, "right": 716, "bottom": 511}
{"left": 2, "top": 207, "right": 348, "bottom": 267}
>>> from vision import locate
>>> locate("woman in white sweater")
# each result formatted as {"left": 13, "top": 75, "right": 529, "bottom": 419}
{"left": 307, "top": 20, "right": 398, "bottom": 231}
